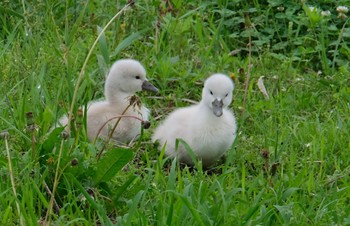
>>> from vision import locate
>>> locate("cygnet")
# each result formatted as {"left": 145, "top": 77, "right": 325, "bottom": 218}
{"left": 152, "top": 73, "right": 237, "bottom": 168}
{"left": 59, "top": 59, "right": 158, "bottom": 143}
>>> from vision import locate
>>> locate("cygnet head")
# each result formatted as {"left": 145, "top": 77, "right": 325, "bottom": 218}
{"left": 105, "top": 59, "right": 158, "bottom": 102}
{"left": 201, "top": 73, "right": 234, "bottom": 117}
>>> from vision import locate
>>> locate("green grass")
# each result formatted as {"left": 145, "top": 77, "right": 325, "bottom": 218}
{"left": 1, "top": 0, "right": 350, "bottom": 225}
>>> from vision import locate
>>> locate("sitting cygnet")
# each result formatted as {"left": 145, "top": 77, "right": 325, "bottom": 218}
{"left": 59, "top": 59, "right": 158, "bottom": 143}
{"left": 152, "top": 73, "right": 237, "bottom": 168}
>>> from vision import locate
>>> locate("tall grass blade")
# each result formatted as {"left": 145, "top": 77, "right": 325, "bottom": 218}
{"left": 66, "top": 2, "right": 134, "bottom": 132}
{"left": 68, "top": 173, "right": 112, "bottom": 225}
{"left": 97, "top": 25, "right": 110, "bottom": 65}
{"left": 0, "top": 6, "right": 24, "bottom": 19}
{"left": 0, "top": 21, "right": 22, "bottom": 58}
{"left": 176, "top": 138, "right": 201, "bottom": 170}
{"left": 113, "top": 174, "right": 138, "bottom": 205}
{"left": 65, "top": 0, "right": 89, "bottom": 47}
{"left": 178, "top": 194, "right": 205, "bottom": 226}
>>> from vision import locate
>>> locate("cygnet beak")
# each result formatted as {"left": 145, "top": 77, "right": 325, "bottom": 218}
{"left": 212, "top": 99, "right": 223, "bottom": 117}
{"left": 142, "top": 80, "right": 158, "bottom": 92}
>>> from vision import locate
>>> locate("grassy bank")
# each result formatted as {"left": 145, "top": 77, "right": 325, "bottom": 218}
{"left": 1, "top": 0, "right": 349, "bottom": 225}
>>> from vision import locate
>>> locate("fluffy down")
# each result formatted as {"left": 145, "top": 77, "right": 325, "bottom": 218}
{"left": 59, "top": 59, "right": 158, "bottom": 143}
{"left": 152, "top": 73, "right": 237, "bottom": 168}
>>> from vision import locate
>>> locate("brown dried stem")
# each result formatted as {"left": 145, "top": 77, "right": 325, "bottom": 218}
{"left": 43, "top": 180, "right": 60, "bottom": 215}
{"left": 3, "top": 131, "right": 25, "bottom": 225}
{"left": 44, "top": 138, "right": 65, "bottom": 224}
{"left": 96, "top": 103, "right": 133, "bottom": 160}
{"left": 94, "top": 114, "right": 147, "bottom": 142}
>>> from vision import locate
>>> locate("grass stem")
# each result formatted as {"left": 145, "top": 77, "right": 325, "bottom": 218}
{"left": 44, "top": 138, "right": 65, "bottom": 224}
{"left": 4, "top": 133, "right": 24, "bottom": 225}
{"left": 66, "top": 2, "right": 134, "bottom": 132}
{"left": 243, "top": 32, "right": 252, "bottom": 113}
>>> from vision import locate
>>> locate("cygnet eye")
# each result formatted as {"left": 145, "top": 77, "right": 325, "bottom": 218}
{"left": 210, "top": 90, "right": 213, "bottom": 95}
{"left": 135, "top": 75, "right": 140, "bottom": 79}
{"left": 225, "top": 93, "right": 228, "bottom": 97}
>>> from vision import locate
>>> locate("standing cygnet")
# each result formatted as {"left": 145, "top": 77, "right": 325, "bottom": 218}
{"left": 152, "top": 73, "right": 237, "bottom": 168}
{"left": 59, "top": 59, "right": 158, "bottom": 143}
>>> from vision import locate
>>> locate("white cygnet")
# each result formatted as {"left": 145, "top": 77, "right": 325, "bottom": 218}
{"left": 152, "top": 73, "right": 237, "bottom": 168}
{"left": 59, "top": 59, "right": 158, "bottom": 143}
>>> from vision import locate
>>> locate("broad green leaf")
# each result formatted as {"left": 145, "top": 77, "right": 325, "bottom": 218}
{"left": 39, "top": 127, "right": 65, "bottom": 165}
{"left": 42, "top": 106, "right": 54, "bottom": 132}
{"left": 93, "top": 148, "right": 134, "bottom": 184}
{"left": 274, "top": 203, "right": 294, "bottom": 223}
{"left": 41, "top": 127, "right": 65, "bottom": 152}
{"left": 282, "top": 187, "right": 301, "bottom": 200}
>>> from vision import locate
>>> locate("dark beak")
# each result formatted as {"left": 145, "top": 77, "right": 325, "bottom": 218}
{"left": 142, "top": 80, "right": 158, "bottom": 92}
{"left": 212, "top": 99, "right": 223, "bottom": 117}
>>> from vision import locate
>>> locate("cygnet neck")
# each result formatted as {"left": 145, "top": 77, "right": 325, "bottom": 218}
{"left": 105, "top": 86, "right": 132, "bottom": 104}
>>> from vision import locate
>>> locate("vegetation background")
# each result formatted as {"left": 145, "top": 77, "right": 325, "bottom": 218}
{"left": 0, "top": 0, "right": 349, "bottom": 225}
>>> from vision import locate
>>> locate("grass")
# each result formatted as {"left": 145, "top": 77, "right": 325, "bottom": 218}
{"left": 1, "top": 0, "right": 350, "bottom": 225}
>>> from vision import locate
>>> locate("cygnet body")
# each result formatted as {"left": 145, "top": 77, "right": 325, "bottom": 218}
{"left": 59, "top": 59, "right": 158, "bottom": 143}
{"left": 152, "top": 73, "right": 237, "bottom": 168}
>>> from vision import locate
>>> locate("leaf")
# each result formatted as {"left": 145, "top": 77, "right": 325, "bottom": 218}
{"left": 167, "top": 156, "right": 177, "bottom": 190}
{"left": 275, "top": 12, "right": 287, "bottom": 19}
{"left": 39, "top": 127, "right": 65, "bottom": 165}
{"left": 272, "top": 41, "right": 288, "bottom": 50}
{"left": 282, "top": 187, "right": 300, "bottom": 200}
{"left": 177, "top": 194, "right": 205, "bottom": 226}
{"left": 0, "top": 115, "right": 31, "bottom": 142}
{"left": 0, "top": 21, "right": 22, "bottom": 59}
{"left": 0, "top": 6, "right": 24, "bottom": 19}
{"left": 269, "top": 53, "right": 288, "bottom": 61}
{"left": 97, "top": 26, "right": 110, "bottom": 65}
{"left": 176, "top": 138, "right": 201, "bottom": 169}
{"left": 68, "top": 174, "right": 112, "bottom": 225}
{"left": 110, "top": 29, "right": 148, "bottom": 57}
{"left": 42, "top": 106, "right": 54, "bottom": 132}
{"left": 96, "top": 54, "right": 109, "bottom": 76}
{"left": 257, "top": 76, "right": 270, "bottom": 100}
{"left": 113, "top": 174, "right": 138, "bottom": 205}
{"left": 342, "top": 27, "right": 350, "bottom": 38}
{"left": 267, "top": 0, "right": 285, "bottom": 7}
{"left": 243, "top": 189, "right": 265, "bottom": 223}
{"left": 274, "top": 203, "right": 294, "bottom": 223}
{"left": 41, "top": 127, "right": 65, "bottom": 152}
{"left": 243, "top": 204, "right": 260, "bottom": 223}
{"left": 65, "top": 1, "right": 89, "bottom": 47}
{"left": 93, "top": 148, "right": 134, "bottom": 184}
{"left": 344, "top": 216, "right": 350, "bottom": 224}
